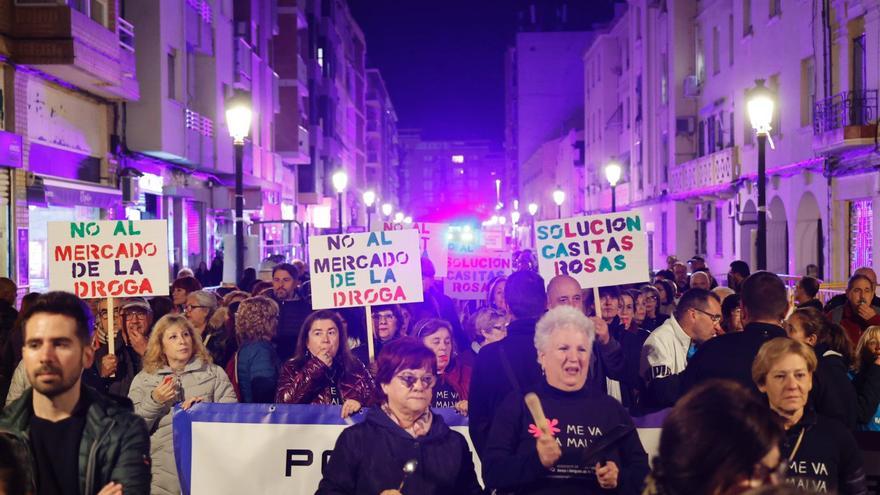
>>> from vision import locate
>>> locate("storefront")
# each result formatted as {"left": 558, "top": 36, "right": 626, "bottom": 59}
{"left": 0, "top": 130, "right": 23, "bottom": 282}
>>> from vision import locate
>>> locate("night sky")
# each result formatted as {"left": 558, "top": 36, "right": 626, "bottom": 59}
{"left": 348, "top": 1, "right": 619, "bottom": 142}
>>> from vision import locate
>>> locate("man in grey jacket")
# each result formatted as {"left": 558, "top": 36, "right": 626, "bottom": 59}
{"left": 0, "top": 292, "right": 151, "bottom": 495}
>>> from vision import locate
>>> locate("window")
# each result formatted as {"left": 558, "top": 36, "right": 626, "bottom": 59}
{"left": 800, "top": 57, "right": 815, "bottom": 127}
{"left": 661, "top": 53, "right": 669, "bottom": 104}
{"left": 661, "top": 212, "right": 668, "bottom": 254}
{"left": 729, "top": 111, "right": 735, "bottom": 147}
{"left": 712, "top": 26, "right": 720, "bottom": 75}
{"left": 167, "top": 49, "right": 178, "bottom": 101}
{"left": 744, "top": 89, "right": 754, "bottom": 145}
{"left": 707, "top": 116, "right": 716, "bottom": 153}
{"left": 769, "top": 0, "right": 781, "bottom": 18}
{"left": 715, "top": 206, "right": 724, "bottom": 255}
{"left": 662, "top": 133, "right": 669, "bottom": 183}
{"left": 849, "top": 199, "right": 873, "bottom": 275}
{"left": 769, "top": 74, "right": 781, "bottom": 135}
{"left": 728, "top": 15, "right": 734, "bottom": 66}
{"left": 743, "top": 0, "right": 753, "bottom": 36}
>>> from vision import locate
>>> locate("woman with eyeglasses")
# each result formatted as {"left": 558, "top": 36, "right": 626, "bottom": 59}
{"left": 482, "top": 306, "right": 648, "bottom": 494}
{"left": 352, "top": 304, "right": 404, "bottom": 366}
{"left": 751, "top": 338, "right": 866, "bottom": 494}
{"left": 640, "top": 285, "right": 665, "bottom": 332}
{"left": 275, "top": 310, "right": 374, "bottom": 418}
{"left": 414, "top": 319, "right": 471, "bottom": 416}
{"left": 645, "top": 380, "right": 785, "bottom": 495}
{"left": 317, "top": 337, "right": 481, "bottom": 495}
{"left": 184, "top": 290, "right": 234, "bottom": 369}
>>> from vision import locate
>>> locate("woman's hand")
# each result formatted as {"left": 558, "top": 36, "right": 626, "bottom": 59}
{"left": 595, "top": 461, "right": 619, "bottom": 490}
{"left": 97, "top": 482, "right": 123, "bottom": 495}
{"left": 341, "top": 399, "right": 362, "bottom": 418}
{"left": 151, "top": 377, "right": 176, "bottom": 405}
{"left": 536, "top": 433, "right": 561, "bottom": 468}
{"left": 181, "top": 396, "right": 204, "bottom": 411}
{"left": 454, "top": 400, "right": 469, "bottom": 416}
{"left": 315, "top": 350, "right": 333, "bottom": 367}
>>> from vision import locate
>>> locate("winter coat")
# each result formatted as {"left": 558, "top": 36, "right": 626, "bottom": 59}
{"left": 85, "top": 340, "right": 143, "bottom": 399}
{"left": 202, "top": 324, "right": 235, "bottom": 370}
{"left": 852, "top": 362, "right": 880, "bottom": 430}
{"left": 828, "top": 304, "right": 880, "bottom": 349}
{"left": 809, "top": 347, "right": 857, "bottom": 430}
{"left": 4, "top": 360, "right": 27, "bottom": 407}
{"left": 275, "top": 355, "right": 374, "bottom": 405}
{"left": 482, "top": 382, "right": 649, "bottom": 494}
{"left": 316, "top": 407, "right": 482, "bottom": 495}
{"left": 229, "top": 340, "right": 279, "bottom": 403}
{"left": 0, "top": 385, "right": 151, "bottom": 495}
{"left": 128, "top": 358, "right": 237, "bottom": 495}
{"left": 267, "top": 290, "right": 313, "bottom": 362}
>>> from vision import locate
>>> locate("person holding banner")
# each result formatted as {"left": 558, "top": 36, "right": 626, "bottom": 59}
{"left": 482, "top": 306, "right": 649, "bottom": 494}
{"left": 128, "top": 314, "right": 237, "bottom": 495}
{"left": 275, "top": 310, "right": 373, "bottom": 418}
{"left": 317, "top": 337, "right": 482, "bottom": 495}
{"left": 414, "top": 318, "right": 471, "bottom": 416}
{"left": 352, "top": 305, "right": 405, "bottom": 367}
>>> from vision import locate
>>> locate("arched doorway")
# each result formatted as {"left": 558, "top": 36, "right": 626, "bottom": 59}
{"left": 795, "top": 192, "right": 823, "bottom": 278}
{"left": 740, "top": 199, "right": 757, "bottom": 269}
{"left": 768, "top": 196, "right": 789, "bottom": 275}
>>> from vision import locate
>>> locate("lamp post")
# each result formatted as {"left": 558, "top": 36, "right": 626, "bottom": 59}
{"left": 552, "top": 187, "right": 565, "bottom": 219}
{"left": 604, "top": 162, "right": 622, "bottom": 212}
{"left": 393, "top": 212, "right": 404, "bottom": 224}
{"left": 363, "top": 190, "right": 376, "bottom": 231}
{"left": 381, "top": 203, "right": 393, "bottom": 219}
{"left": 747, "top": 79, "right": 775, "bottom": 271}
{"left": 225, "top": 95, "right": 252, "bottom": 285}
{"left": 332, "top": 171, "right": 348, "bottom": 234}
{"left": 528, "top": 202, "right": 539, "bottom": 248}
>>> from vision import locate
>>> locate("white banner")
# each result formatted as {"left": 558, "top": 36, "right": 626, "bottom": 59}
{"left": 444, "top": 249, "right": 513, "bottom": 300}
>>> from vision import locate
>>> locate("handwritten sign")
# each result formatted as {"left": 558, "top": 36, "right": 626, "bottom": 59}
{"left": 309, "top": 230, "right": 424, "bottom": 309}
{"left": 444, "top": 249, "right": 512, "bottom": 300}
{"left": 535, "top": 212, "right": 649, "bottom": 289}
{"left": 381, "top": 222, "right": 449, "bottom": 277}
{"left": 48, "top": 220, "right": 170, "bottom": 299}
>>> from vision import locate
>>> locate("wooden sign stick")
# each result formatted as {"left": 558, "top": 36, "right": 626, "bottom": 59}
{"left": 365, "top": 305, "right": 376, "bottom": 363}
{"left": 107, "top": 297, "right": 115, "bottom": 356}
{"left": 593, "top": 286, "right": 602, "bottom": 320}
{"left": 524, "top": 392, "right": 550, "bottom": 435}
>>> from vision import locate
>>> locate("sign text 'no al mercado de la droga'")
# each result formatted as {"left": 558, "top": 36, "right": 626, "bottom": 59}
{"left": 536, "top": 212, "right": 649, "bottom": 288}
{"left": 48, "top": 220, "right": 170, "bottom": 299}
{"left": 309, "top": 229, "right": 424, "bottom": 309}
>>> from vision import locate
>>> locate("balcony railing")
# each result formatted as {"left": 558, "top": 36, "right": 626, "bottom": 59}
{"left": 185, "top": 109, "right": 213, "bottom": 138}
{"left": 669, "top": 146, "right": 739, "bottom": 196}
{"left": 813, "top": 89, "right": 878, "bottom": 134}
{"left": 118, "top": 17, "right": 135, "bottom": 52}
{"left": 186, "top": 0, "right": 213, "bottom": 24}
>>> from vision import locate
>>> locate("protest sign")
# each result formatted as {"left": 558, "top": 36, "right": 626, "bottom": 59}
{"left": 482, "top": 226, "right": 505, "bottom": 251}
{"left": 444, "top": 249, "right": 512, "bottom": 300}
{"left": 381, "top": 221, "right": 449, "bottom": 277}
{"left": 309, "top": 230, "right": 424, "bottom": 310}
{"left": 48, "top": 220, "right": 170, "bottom": 299}
{"left": 535, "top": 212, "right": 649, "bottom": 289}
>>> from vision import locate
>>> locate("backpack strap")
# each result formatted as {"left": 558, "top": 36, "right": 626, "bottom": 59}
{"left": 498, "top": 345, "right": 522, "bottom": 395}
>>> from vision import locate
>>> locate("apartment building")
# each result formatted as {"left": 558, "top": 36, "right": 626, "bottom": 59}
{"left": 365, "top": 69, "right": 400, "bottom": 207}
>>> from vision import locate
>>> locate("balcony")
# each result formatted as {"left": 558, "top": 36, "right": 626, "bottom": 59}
{"left": 234, "top": 37, "right": 252, "bottom": 90}
{"left": 185, "top": 0, "right": 213, "bottom": 55}
{"left": 668, "top": 146, "right": 740, "bottom": 199}
{"left": 184, "top": 108, "right": 215, "bottom": 168}
{"left": 812, "top": 90, "right": 878, "bottom": 154}
{"left": 10, "top": 4, "right": 138, "bottom": 100}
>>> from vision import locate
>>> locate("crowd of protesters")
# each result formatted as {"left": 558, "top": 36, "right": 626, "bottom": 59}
{"left": 0, "top": 251, "right": 879, "bottom": 494}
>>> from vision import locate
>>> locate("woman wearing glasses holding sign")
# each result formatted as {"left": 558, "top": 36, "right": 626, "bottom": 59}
{"left": 353, "top": 304, "right": 405, "bottom": 367}
{"left": 318, "top": 338, "right": 481, "bottom": 495}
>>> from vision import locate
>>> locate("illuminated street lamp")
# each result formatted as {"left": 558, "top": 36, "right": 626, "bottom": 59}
{"left": 604, "top": 162, "right": 622, "bottom": 212}
{"left": 527, "top": 202, "right": 538, "bottom": 217}
{"left": 225, "top": 94, "right": 252, "bottom": 284}
{"left": 747, "top": 79, "right": 775, "bottom": 271}
{"left": 381, "top": 203, "right": 393, "bottom": 218}
{"left": 393, "top": 212, "right": 404, "bottom": 224}
{"left": 403, "top": 216, "right": 413, "bottom": 225}
{"left": 332, "top": 171, "right": 348, "bottom": 233}
{"left": 511, "top": 210, "right": 521, "bottom": 224}
{"left": 363, "top": 190, "right": 377, "bottom": 231}
{"left": 552, "top": 187, "right": 565, "bottom": 219}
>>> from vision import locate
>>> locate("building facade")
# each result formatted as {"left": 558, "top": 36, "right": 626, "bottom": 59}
{"left": 365, "top": 69, "right": 400, "bottom": 210}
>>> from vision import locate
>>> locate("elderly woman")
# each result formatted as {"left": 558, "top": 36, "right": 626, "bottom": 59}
{"left": 645, "top": 380, "right": 784, "bottom": 495}
{"left": 414, "top": 318, "right": 471, "bottom": 415}
{"left": 316, "top": 338, "right": 481, "bottom": 495}
{"left": 752, "top": 338, "right": 866, "bottom": 494}
{"left": 483, "top": 306, "right": 649, "bottom": 494}
{"left": 185, "top": 290, "right": 233, "bottom": 368}
{"left": 467, "top": 306, "right": 508, "bottom": 352}
{"left": 228, "top": 296, "right": 280, "bottom": 403}
{"left": 128, "top": 314, "right": 237, "bottom": 494}
{"left": 171, "top": 275, "right": 202, "bottom": 314}
{"left": 276, "top": 310, "right": 374, "bottom": 418}
{"left": 353, "top": 304, "right": 404, "bottom": 365}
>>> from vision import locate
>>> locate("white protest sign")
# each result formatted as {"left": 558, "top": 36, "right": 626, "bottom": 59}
{"left": 444, "top": 249, "right": 512, "bottom": 300}
{"left": 535, "top": 212, "right": 650, "bottom": 288}
{"left": 481, "top": 226, "right": 505, "bottom": 251}
{"left": 48, "top": 220, "right": 170, "bottom": 298}
{"left": 381, "top": 221, "right": 449, "bottom": 277}
{"left": 308, "top": 230, "right": 424, "bottom": 309}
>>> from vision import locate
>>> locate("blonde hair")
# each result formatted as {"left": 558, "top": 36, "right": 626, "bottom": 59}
{"left": 235, "top": 296, "right": 279, "bottom": 343}
{"left": 854, "top": 326, "right": 880, "bottom": 373}
{"left": 752, "top": 337, "right": 817, "bottom": 386}
{"left": 142, "top": 314, "right": 212, "bottom": 373}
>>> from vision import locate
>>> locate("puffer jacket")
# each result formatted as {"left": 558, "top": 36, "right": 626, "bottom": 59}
{"left": 128, "top": 358, "right": 237, "bottom": 495}
{"left": 275, "top": 355, "right": 374, "bottom": 405}
{"left": 0, "top": 385, "right": 151, "bottom": 495}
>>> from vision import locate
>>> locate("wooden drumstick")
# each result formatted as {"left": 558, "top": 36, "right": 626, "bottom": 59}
{"left": 524, "top": 392, "right": 549, "bottom": 435}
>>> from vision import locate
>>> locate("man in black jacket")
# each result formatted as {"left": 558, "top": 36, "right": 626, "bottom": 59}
{"left": 468, "top": 270, "right": 546, "bottom": 458}
{"left": 268, "top": 263, "right": 312, "bottom": 361}
{"left": 0, "top": 292, "right": 150, "bottom": 495}
{"left": 682, "top": 271, "right": 788, "bottom": 395}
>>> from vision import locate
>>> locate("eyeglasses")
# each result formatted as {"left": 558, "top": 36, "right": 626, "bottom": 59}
{"left": 372, "top": 313, "right": 396, "bottom": 322}
{"left": 125, "top": 312, "right": 148, "bottom": 320}
{"left": 693, "top": 307, "right": 722, "bottom": 323}
{"left": 184, "top": 305, "right": 208, "bottom": 313}
{"left": 395, "top": 373, "right": 436, "bottom": 389}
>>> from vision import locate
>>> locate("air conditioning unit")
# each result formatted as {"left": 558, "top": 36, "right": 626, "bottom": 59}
{"left": 121, "top": 175, "right": 141, "bottom": 204}
{"left": 695, "top": 203, "right": 711, "bottom": 221}
{"left": 683, "top": 75, "right": 701, "bottom": 98}
{"left": 676, "top": 116, "right": 696, "bottom": 135}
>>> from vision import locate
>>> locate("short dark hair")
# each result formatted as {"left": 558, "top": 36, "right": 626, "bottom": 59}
{"left": 20, "top": 292, "right": 94, "bottom": 345}
{"left": 598, "top": 286, "right": 620, "bottom": 300}
{"left": 171, "top": 276, "right": 202, "bottom": 293}
{"left": 504, "top": 270, "right": 546, "bottom": 319}
{"left": 729, "top": 260, "right": 750, "bottom": 278}
{"left": 654, "top": 279, "right": 677, "bottom": 305}
{"left": 847, "top": 273, "right": 873, "bottom": 292}
{"left": 374, "top": 337, "right": 437, "bottom": 403}
{"left": 740, "top": 271, "right": 788, "bottom": 321}
{"left": 721, "top": 293, "right": 741, "bottom": 319}
{"left": 790, "top": 307, "right": 853, "bottom": 362}
{"left": 655, "top": 269, "right": 675, "bottom": 282}
{"left": 272, "top": 263, "right": 300, "bottom": 280}
{"left": 674, "top": 288, "right": 719, "bottom": 320}
{"left": 290, "top": 310, "right": 359, "bottom": 371}
{"left": 797, "top": 276, "right": 820, "bottom": 298}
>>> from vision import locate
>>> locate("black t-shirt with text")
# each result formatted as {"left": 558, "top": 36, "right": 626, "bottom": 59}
{"left": 431, "top": 374, "right": 461, "bottom": 409}
{"left": 30, "top": 396, "right": 91, "bottom": 495}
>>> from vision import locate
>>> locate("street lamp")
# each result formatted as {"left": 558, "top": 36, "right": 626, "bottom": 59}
{"left": 748, "top": 79, "right": 775, "bottom": 271}
{"left": 511, "top": 210, "right": 521, "bottom": 224}
{"left": 393, "top": 212, "right": 404, "bottom": 224}
{"left": 527, "top": 202, "right": 539, "bottom": 248}
{"left": 363, "top": 190, "right": 377, "bottom": 231}
{"left": 552, "top": 187, "right": 565, "bottom": 219}
{"left": 225, "top": 94, "right": 252, "bottom": 284}
{"left": 527, "top": 202, "right": 538, "bottom": 217}
{"left": 604, "top": 162, "right": 622, "bottom": 212}
{"left": 332, "top": 171, "right": 348, "bottom": 234}
{"left": 381, "top": 203, "right": 393, "bottom": 218}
